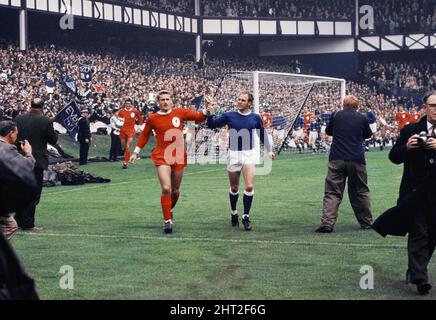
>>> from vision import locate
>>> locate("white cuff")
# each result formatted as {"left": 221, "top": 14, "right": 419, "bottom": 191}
{"left": 133, "top": 147, "right": 142, "bottom": 154}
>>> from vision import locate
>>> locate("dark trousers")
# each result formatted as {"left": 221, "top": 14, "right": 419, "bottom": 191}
{"left": 79, "top": 141, "right": 90, "bottom": 165}
{"left": 15, "top": 168, "right": 44, "bottom": 230}
{"left": 320, "top": 160, "right": 373, "bottom": 228}
{"left": 109, "top": 133, "right": 121, "bottom": 161}
{"left": 407, "top": 203, "right": 436, "bottom": 284}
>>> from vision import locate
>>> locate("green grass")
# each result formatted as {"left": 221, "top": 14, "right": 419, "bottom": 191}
{"left": 55, "top": 134, "right": 156, "bottom": 159}
{"left": 10, "top": 151, "right": 435, "bottom": 300}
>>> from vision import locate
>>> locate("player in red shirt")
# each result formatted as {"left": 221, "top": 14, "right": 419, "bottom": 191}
{"left": 395, "top": 106, "right": 410, "bottom": 132}
{"left": 408, "top": 107, "right": 421, "bottom": 124}
{"left": 118, "top": 98, "right": 143, "bottom": 169}
{"left": 261, "top": 111, "right": 272, "bottom": 129}
{"left": 129, "top": 90, "right": 207, "bottom": 234}
{"left": 302, "top": 107, "right": 314, "bottom": 132}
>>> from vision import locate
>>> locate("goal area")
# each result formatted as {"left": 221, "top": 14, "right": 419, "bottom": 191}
{"left": 187, "top": 71, "right": 346, "bottom": 164}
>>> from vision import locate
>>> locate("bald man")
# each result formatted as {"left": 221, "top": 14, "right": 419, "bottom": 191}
{"left": 315, "top": 95, "right": 374, "bottom": 233}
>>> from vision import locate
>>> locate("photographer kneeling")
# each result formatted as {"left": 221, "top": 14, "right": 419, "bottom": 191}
{"left": 0, "top": 121, "right": 37, "bottom": 240}
{"left": 373, "top": 92, "right": 436, "bottom": 295}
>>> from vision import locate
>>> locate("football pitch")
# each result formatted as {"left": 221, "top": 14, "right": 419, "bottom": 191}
{"left": 10, "top": 151, "right": 435, "bottom": 300}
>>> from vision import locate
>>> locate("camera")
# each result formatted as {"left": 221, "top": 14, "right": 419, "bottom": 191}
{"left": 417, "top": 132, "right": 430, "bottom": 148}
{"left": 16, "top": 140, "right": 25, "bottom": 152}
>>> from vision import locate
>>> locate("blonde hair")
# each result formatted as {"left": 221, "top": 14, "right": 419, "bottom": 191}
{"left": 156, "top": 90, "right": 172, "bottom": 102}
{"left": 343, "top": 95, "right": 359, "bottom": 109}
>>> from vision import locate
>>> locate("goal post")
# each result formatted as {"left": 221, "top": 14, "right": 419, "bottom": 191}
{"left": 187, "top": 71, "right": 346, "bottom": 163}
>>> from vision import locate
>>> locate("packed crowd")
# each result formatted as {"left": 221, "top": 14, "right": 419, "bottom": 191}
{"left": 119, "top": 0, "right": 194, "bottom": 15}
{"left": 361, "top": 0, "right": 436, "bottom": 34}
{"left": 0, "top": 39, "right": 427, "bottom": 155}
{"left": 114, "top": 0, "right": 353, "bottom": 19}
{"left": 114, "top": 0, "right": 436, "bottom": 35}
{"left": 363, "top": 57, "right": 436, "bottom": 95}
{"left": 202, "top": 0, "right": 353, "bottom": 19}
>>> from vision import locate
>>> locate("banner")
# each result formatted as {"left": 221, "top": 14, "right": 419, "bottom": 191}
{"left": 190, "top": 95, "right": 204, "bottom": 111}
{"left": 60, "top": 74, "right": 77, "bottom": 95}
{"left": 79, "top": 65, "right": 93, "bottom": 83}
{"left": 55, "top": 101, "right": 81, "bottom": 141}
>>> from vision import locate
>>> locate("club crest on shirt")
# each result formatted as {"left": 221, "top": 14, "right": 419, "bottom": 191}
{"left": 172, "top": 117, "right": 181, "bottom": 128}
{"left": 130, "top": 112, "right": 136, "bottom": 118}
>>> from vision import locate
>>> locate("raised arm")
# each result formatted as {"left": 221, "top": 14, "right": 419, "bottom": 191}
{"left": 182, "top": 109, "right": 207, "bottom": 124}
{"left": 206, "top": 113, "right": 229, "bottom": 129}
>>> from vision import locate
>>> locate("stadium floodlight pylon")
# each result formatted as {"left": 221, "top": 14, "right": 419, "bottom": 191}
{"left": 187, "top": 71, "right": 346, "bottom": 164}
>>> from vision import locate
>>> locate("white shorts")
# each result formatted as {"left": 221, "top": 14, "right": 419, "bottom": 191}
{"left": 321, "top": 126, "right": 326, "bottom": 134}
{"left": 276, "top": 129, "right": 285, "bottom": 140}
{"left": 293, "top": 129, "right": 303, "bottom": 138}
{"left": 227, "top": 149, "right": 259, "bottom": 172}
{"left": 370, "top": 123, "right": 377, "bottom": 133}
{"left": 309, "top": 131, "right": 318, "bottom": 142}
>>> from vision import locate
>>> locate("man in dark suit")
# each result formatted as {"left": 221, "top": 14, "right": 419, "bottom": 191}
{"left": 373, "top": 92, "right": 436, "bottom": 295}
{"left": 315, "top": 95, "right": 374, "bottom": 233}
{"left": 77, "top": 109, "right": 92, "bottom": 165}
{"left": 14, "top": 98, "right": 58, "bottom": 231}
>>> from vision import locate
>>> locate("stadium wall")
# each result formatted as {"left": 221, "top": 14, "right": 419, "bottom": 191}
{"left": 258, "top": 38, "right": 358, "bottom": 79}
{"left": 258, "top": 38, "right": 355, "bottom": 56}
{"left": 295, "top": 53, "right": 359, "bottom": 79}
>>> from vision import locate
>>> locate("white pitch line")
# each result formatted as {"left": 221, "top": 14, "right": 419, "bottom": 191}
{"left": 21, "top": 232, "right": 404, "bottom": 249}
{"left": 44, "top": 168, "right": 223, "bottom": 196}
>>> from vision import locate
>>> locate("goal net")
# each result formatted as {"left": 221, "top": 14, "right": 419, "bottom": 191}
{"left": 187, "top": 71, "right": 346, "bottom": 164}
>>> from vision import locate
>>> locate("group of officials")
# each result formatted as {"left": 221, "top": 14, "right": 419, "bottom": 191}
{"left": 1, "top": 92, "right": 436, "bottom": 297}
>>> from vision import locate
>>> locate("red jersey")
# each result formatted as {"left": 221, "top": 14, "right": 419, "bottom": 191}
{"left": 136, "top": 108, "right": 206, "bottom": 168}
{"left": 303, "top": 112, "right": 313, "bottom": 131}
{"left": 261, "top": 112, "right": 272, "bottom": 128}
{"left": 408, "top": 113, "right": 420, "bottom": 124}
{"left": 395, "top": 111, "right": 409, "bottom": 131}
{"left": 119, "top": 107, "right": 143, "bottom": 133}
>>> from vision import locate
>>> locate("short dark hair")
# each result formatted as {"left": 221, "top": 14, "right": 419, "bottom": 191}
{"left": 240, "top": 92, "right": 254, "bottom": 104}
{"left": 423, "top": 92, "right": 436, "bottom": 104}
{"left": 0, "top": 120, "right": 17, "bottom": 137}
{"left": 31, "top": 98, "right": 44, "bottom": 109}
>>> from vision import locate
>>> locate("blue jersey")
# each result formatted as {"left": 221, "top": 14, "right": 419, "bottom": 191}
{"left": 367, "top": 111, "right": 376, "bottom": 124}
{"left": 321, "top": 112, "right": 332, "bottom": 126}
{"left": 309, "top": 122, "right": 320, "bottom": 132}
{"left": 207, "top": 111, "right": 271, "bottom": 152}
{"left": 294, "top": 116, "right": 305, "bottom": 130}
{"left": 272, "top": 115, "right": 286, "bottom": 129}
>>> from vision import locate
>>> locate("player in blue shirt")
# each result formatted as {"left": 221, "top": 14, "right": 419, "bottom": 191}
{"left": 207, "top": 92, "right": 275, "bottom": 231}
